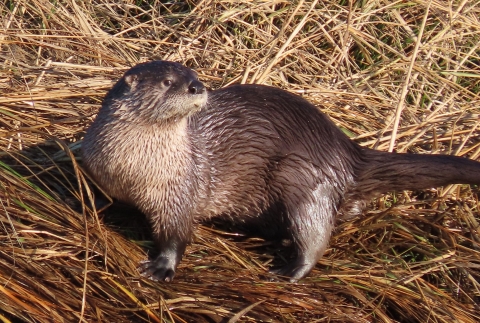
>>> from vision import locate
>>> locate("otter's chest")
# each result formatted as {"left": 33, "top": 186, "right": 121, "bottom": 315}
{"left": 87, "top": 119, "right": 194, "bottom": 203}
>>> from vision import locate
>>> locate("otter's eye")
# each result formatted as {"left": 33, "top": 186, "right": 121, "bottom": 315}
{"left": 163, "top": 79, "right": 172, "bottom": 87}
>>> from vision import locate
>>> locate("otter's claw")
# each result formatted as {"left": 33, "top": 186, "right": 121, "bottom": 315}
{"left": 139, "top": 257, "right": 177, "bottom": 282}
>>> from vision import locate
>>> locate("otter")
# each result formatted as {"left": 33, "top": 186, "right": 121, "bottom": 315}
{"left": 81, "top": 61, "right": 480, "bottom": 282}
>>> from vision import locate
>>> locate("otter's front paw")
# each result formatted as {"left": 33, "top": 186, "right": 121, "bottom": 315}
{"left": 270, "top": 258, "right": 316, "bottom": 283}
{"left": 139, "top": 256, "right": 177, "bottom": 282}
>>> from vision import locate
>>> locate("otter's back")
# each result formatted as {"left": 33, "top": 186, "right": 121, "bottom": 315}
{"left": 189, "top": 84, "right": 360, "bottom": 219}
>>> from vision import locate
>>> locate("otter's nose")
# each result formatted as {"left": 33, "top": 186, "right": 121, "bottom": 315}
{"left": 188, "top": 80, "right": 205, "bottom": 95}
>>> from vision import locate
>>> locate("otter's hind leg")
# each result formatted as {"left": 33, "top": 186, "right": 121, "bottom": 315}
{"left": 273, "top": 181, "right": 336, "bottom": 282}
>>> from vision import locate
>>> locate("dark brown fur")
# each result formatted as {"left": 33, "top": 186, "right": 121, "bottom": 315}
{"left": 82, "top": 61, "right": 480, "bottom": 282}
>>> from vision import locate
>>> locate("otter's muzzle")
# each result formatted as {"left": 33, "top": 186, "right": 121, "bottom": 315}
{"left": 188, "top": 80, "right": 206, "bottom": 95}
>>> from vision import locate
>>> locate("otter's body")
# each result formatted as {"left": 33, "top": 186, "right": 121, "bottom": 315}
{"left": 82, "top": 61, "right": 480, "bottom": 282}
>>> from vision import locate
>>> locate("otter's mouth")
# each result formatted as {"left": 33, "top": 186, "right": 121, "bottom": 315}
{"left": 191, "top": 91, "right": 208, "bottom": 109}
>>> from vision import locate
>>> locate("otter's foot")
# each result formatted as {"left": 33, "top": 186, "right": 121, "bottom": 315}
{"left": 271, "top": 256, "right": 317, "bottom": 282}
{"left": 138, "top": 255, "right": 179, "bottom": 282}
{"left": 138, "top": 240, "right": 186, "bottom": 282}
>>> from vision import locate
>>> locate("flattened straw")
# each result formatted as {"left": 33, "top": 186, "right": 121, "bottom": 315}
{"left": 33, "top": 59, "right": 51, "bottom": 86}
{"left": 1, "top": 2, "right": 19, "bottom": 42}
{"left": 388, "top": 1, "right": 431, "bottom": 152}
{"left": 227, "top": 300, "right": 265, "bottom": 323}
{"left": 454, "top": 121, "right": 479, "bottom": 156}
{"left": 256, "top": 0, "right": 318, "bottom": 83}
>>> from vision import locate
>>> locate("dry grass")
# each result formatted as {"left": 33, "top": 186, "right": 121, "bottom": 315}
{"left": 1, "top": 0, "right": 480, "bottom": 322}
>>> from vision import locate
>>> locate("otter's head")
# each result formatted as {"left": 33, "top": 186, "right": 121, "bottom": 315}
{"left": 103, "top": 61, "right": 207, "bottom": 123}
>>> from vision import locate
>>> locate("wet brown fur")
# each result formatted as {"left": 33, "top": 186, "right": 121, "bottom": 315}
{"left": 82, "top": 61, "right": 480, "bottom": 282}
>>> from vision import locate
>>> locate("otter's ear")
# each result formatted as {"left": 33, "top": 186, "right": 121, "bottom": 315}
{"left": 124, "top": 74, "right": 138, "bottom": 88}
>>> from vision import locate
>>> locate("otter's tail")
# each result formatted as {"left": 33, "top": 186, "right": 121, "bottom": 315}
{"left": 355, "top": 148, "right": 480, "bottom": 196}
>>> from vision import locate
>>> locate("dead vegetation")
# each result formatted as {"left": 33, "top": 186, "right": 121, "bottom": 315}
{"left": 1, "top": 0, "right": 479, "bottom": 322}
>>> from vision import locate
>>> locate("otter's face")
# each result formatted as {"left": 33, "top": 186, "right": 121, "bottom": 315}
{"left": 104, "top": 61, "right": 207, "bottom": 123}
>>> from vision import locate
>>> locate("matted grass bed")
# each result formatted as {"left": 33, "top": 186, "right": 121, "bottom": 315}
{"left": 1, "top": 1, "right": 479, "bottom": 322}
